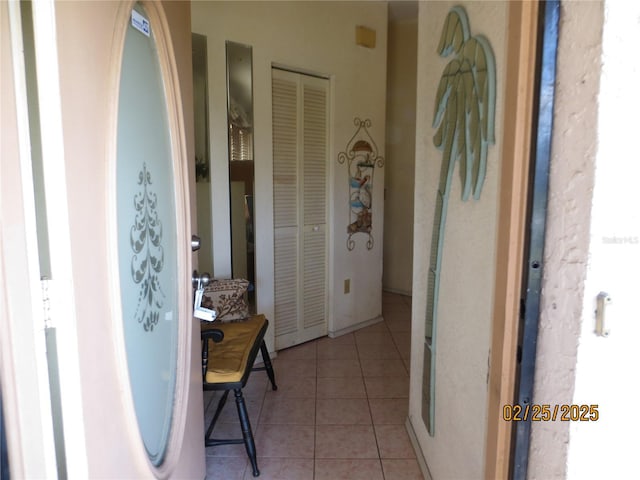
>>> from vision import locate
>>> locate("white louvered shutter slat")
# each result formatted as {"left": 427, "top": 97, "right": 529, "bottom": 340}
{"left": 273, "top": 71, "right": 299, "bottom": 337}
{"left": 272, "top": 75, "right": 298, "bottom": 229}
{"left": 274, "top": 228, "right": 298, "bottom": 336}
{"left": 303, "top": 229, "right": 325, "bottom": 328}
{"left": 303, "top": 84, "right": 327, "bottom": 227}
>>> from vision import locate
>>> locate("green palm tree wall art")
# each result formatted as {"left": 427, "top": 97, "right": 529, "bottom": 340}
{"left": 423, "top": 6, "right": 496, "bottom": 435}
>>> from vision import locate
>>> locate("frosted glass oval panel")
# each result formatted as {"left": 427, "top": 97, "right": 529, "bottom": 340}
{"left": 116, "top": 4, "right": 178, "bottom": 466}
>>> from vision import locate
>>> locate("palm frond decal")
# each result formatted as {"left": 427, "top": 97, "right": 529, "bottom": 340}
{"left": 424, "top": 6, "right": 496, "bottom": 434}
{"left": 432, "top": 6, "right": 496, "bottom": 201}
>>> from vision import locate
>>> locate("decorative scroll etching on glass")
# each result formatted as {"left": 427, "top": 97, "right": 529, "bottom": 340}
{"left": 422, "top": 6, "right": 496, "bottom": 435}
{"left": 338, "top": 118, "right": 384, "bottom": 251}
{"left": 130, "top": 163, "right": 165, "bottom": 332}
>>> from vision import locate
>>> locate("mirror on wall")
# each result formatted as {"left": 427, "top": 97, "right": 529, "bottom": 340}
{"left": 192, "top": 33, "right": 214, "bottom": 272}
{"left": 226, "top": 41, "right": 256, "bottom": 311}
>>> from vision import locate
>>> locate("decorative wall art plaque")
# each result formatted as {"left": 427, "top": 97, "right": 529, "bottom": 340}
{"left": 423, "top": 5, "right": 497, "bottom": 435}
{"left": 338, "top": 118, "right": 384, "bottom": 251}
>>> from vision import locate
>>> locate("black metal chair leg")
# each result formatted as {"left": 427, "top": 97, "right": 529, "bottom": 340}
{"left": 260, "top": 341, "right": 277, "bottom": 391}
{"left": 205, "top": 390, "right": 229, "bottom": 443}
{"left": 234, "top": 389, "right": 259, "bottom": 477}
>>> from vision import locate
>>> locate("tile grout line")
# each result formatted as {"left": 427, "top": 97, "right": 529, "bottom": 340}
{"left": 313, "top": 350, "right": 318, "bottom": 480}
{"left": 314, "top": 341, "right": 318, "bottom": 479}
{"left": 356, "top": 321, "right": 387, "bottom": 478}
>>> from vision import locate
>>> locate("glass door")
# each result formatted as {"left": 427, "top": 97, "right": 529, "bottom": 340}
{"left": 115, "top": 3, "right": 180, "bottom": 464}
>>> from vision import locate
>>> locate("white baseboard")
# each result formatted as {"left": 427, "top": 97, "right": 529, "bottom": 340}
{"left": 405, "top": 416, "right": 432, "bottom": 480}
{"left": 328, "top": 315, "right": 384, "bottom": 338}
{"left": 383, "top": 287, "right": 413, "bottom": 297}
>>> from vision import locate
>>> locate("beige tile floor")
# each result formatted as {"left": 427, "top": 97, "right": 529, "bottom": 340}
{"left": 204, "top": 292, "right": 423, "bottom": 480}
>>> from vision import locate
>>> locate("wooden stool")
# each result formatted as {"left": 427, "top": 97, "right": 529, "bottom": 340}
{"left": 201, "top": 315, "right": 277, "bottom": 477}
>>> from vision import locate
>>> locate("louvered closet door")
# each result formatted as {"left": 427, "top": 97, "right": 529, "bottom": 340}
{"left": 272, "top": 70, "right": 299, "bottom": 345}
{"left": 272, "top": 68, "right": 329, "bottom": 349}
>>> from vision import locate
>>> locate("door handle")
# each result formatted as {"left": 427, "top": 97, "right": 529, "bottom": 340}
{"left": 192, "top": 270, "right": 211, "bottom": 289}
{"left": 192, "top": 270, "right": 216, "bottom": 322}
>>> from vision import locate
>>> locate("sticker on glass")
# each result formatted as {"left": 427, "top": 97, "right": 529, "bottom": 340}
{"left": 131, "top": 10, "right": 150, "bottom": 37}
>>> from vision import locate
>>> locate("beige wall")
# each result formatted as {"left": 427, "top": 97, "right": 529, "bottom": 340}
{"left": 191, "top": 1, "right": 389, "bottom": 342}
{"left": 383, "top": 17, "right": 417, "bottom": 296}
{"left": 409, "top": 2, "right": 508, "bottom": 478}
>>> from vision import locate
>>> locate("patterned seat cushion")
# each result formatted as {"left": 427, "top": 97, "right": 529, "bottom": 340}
{"left": 201, "top": 278, "right": 249, "bottom": 322}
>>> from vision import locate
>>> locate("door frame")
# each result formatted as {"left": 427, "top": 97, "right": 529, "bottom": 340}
{"left": 511, "top": 1, "right": 560, "bottom": 477}
{"left": 484, "top": 1, "right": 541, "bottom": 479}
{"left": 2, "top": 0, "right": 89, "bottom": 476}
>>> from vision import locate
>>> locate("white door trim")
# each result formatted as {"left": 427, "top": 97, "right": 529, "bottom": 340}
{"left": 2, "top": 1, "right": 57, "bottom": 477}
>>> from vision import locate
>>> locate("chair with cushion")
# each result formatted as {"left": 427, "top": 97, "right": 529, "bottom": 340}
{"left": 201, "top": 314, "right": 277, "bottom": 477}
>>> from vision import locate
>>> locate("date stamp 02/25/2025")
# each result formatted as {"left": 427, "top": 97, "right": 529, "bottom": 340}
{"left": 502, "top": 404, "right": 599, "bottom": 422}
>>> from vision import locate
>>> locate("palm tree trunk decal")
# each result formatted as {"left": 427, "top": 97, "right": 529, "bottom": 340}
{"left": 424, "top": 6, "right": 496, "bottom": 434}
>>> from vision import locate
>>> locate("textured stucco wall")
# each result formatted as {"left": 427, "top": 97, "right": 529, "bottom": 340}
{"left": 565, "top": 0, "right": 640, "bottom": 477}
{"left": 528, "top": 2, "right": 603, "bottom": 479}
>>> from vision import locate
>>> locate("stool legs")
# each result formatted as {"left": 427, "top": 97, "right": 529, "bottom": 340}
{"left": 259, "top": 341, "right": 278, "bottom": 391}
{"left": 235, "top": 389, "right": 259, "bottom": 477}
{"left": 205, "top": 390, "right": 229, "bottom": 444}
